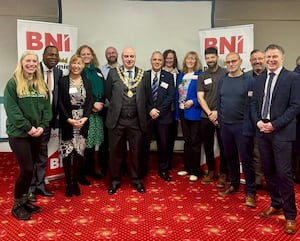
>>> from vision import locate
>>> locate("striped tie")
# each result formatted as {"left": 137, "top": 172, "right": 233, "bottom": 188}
{"left": 152, "top": 73, "right": 158, "bottom": 102}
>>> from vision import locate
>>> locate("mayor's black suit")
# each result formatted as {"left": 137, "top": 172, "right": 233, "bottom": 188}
{"left": 251, "top": 67, "right": 300, "bottom": 220}
{"left": 105, "top": 66, "right": 147, "bottom": 185}
{"left": 144, "top": 69, "right": 175, "bottom": 174}
{"left": 29, "top": 63, "right": 62, "bottom": 194}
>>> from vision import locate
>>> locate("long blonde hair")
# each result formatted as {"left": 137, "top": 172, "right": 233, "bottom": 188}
{"left": 14, "top": 51, "right": 48, "bottom": 98}
{"left": 181, "top": 51, "right": 202, "bottom": 74}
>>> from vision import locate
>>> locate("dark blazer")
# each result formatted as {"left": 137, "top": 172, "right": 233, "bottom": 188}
{"left": 58, "top": 74, "right": 93, "bottom": 141}
{"left": 40, "top": 63, "right": 63, "bottom": 128}
{"left": 251, "top": 67, "right": 300, "bottom": 141}
{"left": 145, "top": 69, "right": 175, "bottom": 124}
{"left": 105, "top": 66, "right": 147, "bottom": 132}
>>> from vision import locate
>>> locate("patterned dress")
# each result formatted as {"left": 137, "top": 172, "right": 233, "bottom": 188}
{"left": 60, "top": 78, "right": 87, "bottom": 158}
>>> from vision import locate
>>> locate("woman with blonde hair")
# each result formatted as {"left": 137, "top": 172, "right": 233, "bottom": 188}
{"left": 175, "top": 51, "right": 203, "bottom": 182}
{"left": 4, "top": 51, "right": 52, "bottom": 220}
{"left": 58, "top": 54, "right": 93, "bottom": 197}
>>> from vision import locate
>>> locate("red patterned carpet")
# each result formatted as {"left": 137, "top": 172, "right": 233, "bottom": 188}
{"left": 0, "top": 152, "right": 299, "bottom": 240}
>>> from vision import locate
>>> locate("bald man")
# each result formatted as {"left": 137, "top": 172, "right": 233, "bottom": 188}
{"left": 105, "top": 47, "right": 147, "bottom": 194}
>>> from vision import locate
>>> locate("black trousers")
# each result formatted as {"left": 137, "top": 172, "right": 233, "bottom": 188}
{"left": 179, "top": 111, "right": 202, "bottom": 176}
{"left": 259, "top": 134, "right": 297, "bottom": 220}
{"left": 9, "top": 136, "right": 41, "bottom": 199}
{"left": 108, "top": 116, "right": 143, "bottom": 185}
{"left": 201, "top": 118, "right": 227, "bottom": 175}
{"left": 145, "top": 119, "right": 170, "bottom": 172}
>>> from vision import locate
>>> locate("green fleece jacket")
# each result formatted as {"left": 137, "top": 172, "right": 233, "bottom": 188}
{"left": 4, "top": 77, "right": 52, "bottom": 137}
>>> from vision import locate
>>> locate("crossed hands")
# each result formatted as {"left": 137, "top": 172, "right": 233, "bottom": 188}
{"left": 28, "top": 127, "right": 44, "bottom": 137}
{"left": 150, "top": 108, "right": 160, "bottom": 120}
{"left": 67, "top": 117, "right": 88, "bottom": 129}
{"left": 208, "top": 110, "right": 218, "bottom": 126}
{"left": 257, "top": 120, "right": 274, "bottom": 133}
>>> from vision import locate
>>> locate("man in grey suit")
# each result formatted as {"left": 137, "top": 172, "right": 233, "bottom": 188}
{"left": 29, "top": 46, "right": 62, "bottom": 202}
{"left": 251, "top": 44, "right": 300, "bottom": 234}
{"left": 105, "top": 47, "right": 147, "bottom": 194}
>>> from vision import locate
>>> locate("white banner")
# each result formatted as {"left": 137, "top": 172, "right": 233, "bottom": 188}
{"left": 199, "top": 24, "right": 254, "bottom": 72}
{"left": 17, "top": 19, "right": 77, "bottom": 75}
{"left": 17, "top": 20, "right": 77, "bottom": 179}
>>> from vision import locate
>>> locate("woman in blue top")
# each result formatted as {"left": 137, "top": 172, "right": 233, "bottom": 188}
{"left": 175, "top": 51, "right": 202, "bottom": 182}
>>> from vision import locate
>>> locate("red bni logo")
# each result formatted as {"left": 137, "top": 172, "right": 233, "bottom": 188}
{"left": 26, "top": 31, "right": 70, "bottom": 51}
{"left": 204, "top": 35, "right": 244, "bottom": 54}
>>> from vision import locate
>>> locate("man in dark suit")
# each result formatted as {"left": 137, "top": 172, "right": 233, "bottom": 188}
{"left": 251, "top": 44, "right": 300, "bottom": 235}
{"left": 144, "top": 51, "right": 175, "bottom": 181}
{"left": 105, "top": 47, "right": 147, "bottom": 194}
{"left": 29, "top": 45, "right": 62, "bottom": 202}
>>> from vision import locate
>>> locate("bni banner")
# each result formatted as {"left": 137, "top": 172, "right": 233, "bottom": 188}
{"left": 17, "top": 19, "right": 77, "bottom": 75}
{"left": 199, "top": 24, "right": 254, "bottom": 72}
{"left": 17, "top": 19, "right": 78, "bottom": 180}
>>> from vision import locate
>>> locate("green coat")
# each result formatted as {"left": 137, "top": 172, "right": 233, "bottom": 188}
{"left": 4, "top": 78, "right": 52, "bottom": 137}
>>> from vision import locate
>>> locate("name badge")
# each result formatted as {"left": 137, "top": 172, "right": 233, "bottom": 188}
{"left": 248, "top": 91, "right": 253, "bottom": 97}
{"left": 204, "top": 78, "right": 213, "bottom": 85}
{"left": 69, "top": 87, "right": 78, "bottom": 94}
{"left": 192, "top": 75, "right": 198, "bottom": 80}
{"left": 160, "top": 82, "right": 169, "bottom": 89}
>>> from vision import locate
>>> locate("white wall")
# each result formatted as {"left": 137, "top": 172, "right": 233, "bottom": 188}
{"left": 62, "top": 0, "right": 212, "bottom": 69}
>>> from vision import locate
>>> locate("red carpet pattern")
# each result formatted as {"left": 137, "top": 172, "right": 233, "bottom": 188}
{"left": 0, "top": 152, "right": 299, "bottom": 240}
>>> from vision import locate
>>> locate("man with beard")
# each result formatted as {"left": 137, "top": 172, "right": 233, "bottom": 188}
{"left": 197, "top": 47, "right": 227, "bottom": 188}
{"left": 28, "top": 45, "right": 62, "bottom": 202}
{"left": 100, "top": 46, "right": 120, "bottom": 79}
{"left": 247, "top": 49, "right": 266, "bottom": 190}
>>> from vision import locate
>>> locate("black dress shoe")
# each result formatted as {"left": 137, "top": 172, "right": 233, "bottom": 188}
{"left": 159, "top": 171, "right": 171, "bottom": 182}
{"left": 11, "top": 204, "right": 31, "bottom": 220}
{"left": 78, "top": 176, "right": 91, "bottom": 186}
{"left": 134, "top": 183, "right": 145, "bottom": 193}
{"left": 108, "top": 183, "right": 120, "bottom": 195}
{"left": 35, "top": 188, "right": 54, "bottom": 197}
{"left": 22, "top": 202, "right": 42, "bottom": 214}
{"left": 72, "top": 183, "right": 81, "bottom": 196}
{"left": 28, "top": 192, "right": 37, "bottom": 202}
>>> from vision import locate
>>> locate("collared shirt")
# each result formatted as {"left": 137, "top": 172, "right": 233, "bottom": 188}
{"left": 42, "top": 62, "right": 54, "bottom": 94}
{"left": 262, "top": 66, "right": 283, "bottom": 119}
{"left": 124, "top": 67, "right": 135, "bottom": 79}
{"left": 151, "top": 70, "right": 161, "bottom": 85}
{"left": 100, "top": 63, "right": 121, "bottom": 79}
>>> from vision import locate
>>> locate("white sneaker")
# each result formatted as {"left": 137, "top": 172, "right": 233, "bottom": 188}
{"left": 177, "top": 170, "right": 188, "bottom": 176}
{"left": 189, "top": 175, "right": 198, "bottom": 182}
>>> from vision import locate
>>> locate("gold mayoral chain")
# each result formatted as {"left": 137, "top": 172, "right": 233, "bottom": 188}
{"left": 117, "top": 67, "right": 144, "bottom": 98}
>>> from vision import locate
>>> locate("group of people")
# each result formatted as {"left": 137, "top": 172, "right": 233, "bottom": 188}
{"left": 4, "top": 43, "right": 300, "bottom": 235}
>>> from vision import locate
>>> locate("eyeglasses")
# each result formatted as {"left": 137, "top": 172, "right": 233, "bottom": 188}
{"left": 225, "top": 59, "right": 239, "bottom": 64}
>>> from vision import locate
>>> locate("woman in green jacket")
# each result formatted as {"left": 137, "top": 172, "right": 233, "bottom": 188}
{"left": 4, "top": 51, "right": 52, "bottom": 220}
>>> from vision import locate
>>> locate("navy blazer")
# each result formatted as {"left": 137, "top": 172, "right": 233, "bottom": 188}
{"left": 105, "top": 66, "right": 148, "bottom": 132}
{"left": 145, "top": 69, "right": 175, "bottom": 124}
{"left": 251, "top": 67, "right": 300, "bottom": 141}
{"left": 40, "top": 63, "right": 63, "bottom": 128}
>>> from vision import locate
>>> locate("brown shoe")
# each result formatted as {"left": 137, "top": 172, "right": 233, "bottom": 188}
{"left": 285, "top": 220, "right": 297, "bottom": 235}
{"left": 260, "top": 206, "right": 283, "bottom": 217}
{"left": 245, "top": 195, "right": 256, "bottom": 208}
{"left": 218, "top": 186, "right": 239, "bottom": 196}
{"left": 201, "top": 171, "right": 215, "bottom": 184}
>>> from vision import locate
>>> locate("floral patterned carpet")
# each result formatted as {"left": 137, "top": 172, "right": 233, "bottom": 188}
{"left": 0, "top": 152, "right": 299, "bottom": 241}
